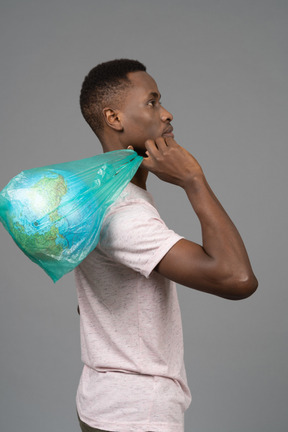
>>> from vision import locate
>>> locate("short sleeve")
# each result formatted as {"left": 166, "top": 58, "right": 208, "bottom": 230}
{"left": 99, "top": 199, "right": 183, "bottom": 278}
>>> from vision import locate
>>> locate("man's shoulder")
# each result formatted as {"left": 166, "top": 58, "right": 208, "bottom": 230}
{"left": 120, "top": 182, "right": 154, "bottom": 204}
{"left": 106, "top": 182, "right": 156, "bottom": 215}
{"left": 100, "top": 183, "right": 163, "bottom": 242}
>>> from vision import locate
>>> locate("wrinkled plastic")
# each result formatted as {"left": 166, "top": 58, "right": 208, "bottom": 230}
{"left": 0, "top": 150, "right": 143, "bottom": 282}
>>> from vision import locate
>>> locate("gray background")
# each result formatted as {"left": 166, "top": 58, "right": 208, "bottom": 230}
{"left": 0, "top": 1, "right": 287, "bottom": 431}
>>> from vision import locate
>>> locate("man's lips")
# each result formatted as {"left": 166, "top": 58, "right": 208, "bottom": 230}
{"left": 162, "top": 126, "right": 174, "bottom": 138}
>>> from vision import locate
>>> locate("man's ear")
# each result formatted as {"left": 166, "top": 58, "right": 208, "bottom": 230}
{"left": 102, "top": 108, "right": 123, "bottom": 131}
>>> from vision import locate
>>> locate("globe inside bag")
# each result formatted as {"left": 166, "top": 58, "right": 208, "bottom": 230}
{"left": 0, "top": 150, "right": 143, "bottom": 282}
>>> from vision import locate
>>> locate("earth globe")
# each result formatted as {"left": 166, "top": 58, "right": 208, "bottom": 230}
{"left": 0, "top": 168, "right": 100, "bottom": 280}
{"left": 0, "top": 150, "right": 143, "bottom": 281}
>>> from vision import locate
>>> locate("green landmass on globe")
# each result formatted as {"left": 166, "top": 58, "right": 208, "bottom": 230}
{"left": 9, "top": 174, "right": 68, "bottom": 260}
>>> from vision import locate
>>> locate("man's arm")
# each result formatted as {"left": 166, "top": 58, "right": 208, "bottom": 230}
{"left": 142, "top": 137, "right": 258, "bottom": 300}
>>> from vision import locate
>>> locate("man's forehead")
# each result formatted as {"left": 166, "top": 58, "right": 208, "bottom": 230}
{"left": 127, "top": 71, "right": 159, "bottom": 94}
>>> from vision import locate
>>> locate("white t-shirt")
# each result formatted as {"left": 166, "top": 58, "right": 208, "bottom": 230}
{"left": 75, "top": 183, "right": 191, "bottom": 432}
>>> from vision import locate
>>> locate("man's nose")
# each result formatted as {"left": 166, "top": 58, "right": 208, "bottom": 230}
{"left": 160, "top": 106, "right": 173, "bottom": 122}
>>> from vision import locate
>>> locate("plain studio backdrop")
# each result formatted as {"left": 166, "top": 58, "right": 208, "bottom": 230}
{"left": 0, "top": 1, "right": 287, "bottom": 431}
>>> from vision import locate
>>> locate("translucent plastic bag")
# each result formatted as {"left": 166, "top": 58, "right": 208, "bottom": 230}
{"left": 0, "top": 150, "right": 143, "bottom": 282}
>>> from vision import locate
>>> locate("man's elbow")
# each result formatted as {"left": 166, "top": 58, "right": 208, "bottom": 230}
{"left": 225, "top": 273, "right": 258, "bottom": 300}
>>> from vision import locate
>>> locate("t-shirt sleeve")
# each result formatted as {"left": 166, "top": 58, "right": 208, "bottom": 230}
{"left": 98, "top": 199, "right": 183, "bottom": 278}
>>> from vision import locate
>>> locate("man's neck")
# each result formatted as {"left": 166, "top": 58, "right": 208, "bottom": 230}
{"left": 99, "top": 135, "right": 148, "bottom": 189}
{"left": 130, "top": 165, "right": 148, "bottom": 190}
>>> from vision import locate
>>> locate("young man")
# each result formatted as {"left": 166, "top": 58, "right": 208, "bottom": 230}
{"left": 75, "top": 59, "right": 258, "bottom": 432}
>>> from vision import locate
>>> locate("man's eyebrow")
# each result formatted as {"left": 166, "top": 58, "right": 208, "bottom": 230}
{"left": 148, "top": 91, "right": 161, "bottom": 99}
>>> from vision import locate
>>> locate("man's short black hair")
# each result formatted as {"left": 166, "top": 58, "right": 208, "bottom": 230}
{"left": 80, "top": 59, "right": 146, "bottom": 138}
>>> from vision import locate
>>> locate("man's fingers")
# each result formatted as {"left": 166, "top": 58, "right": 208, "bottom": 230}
{"left": 155, "top": 137, "right": 169, "bottom": 151}
{"left": 141, "top": 144, "right": 155, "bottom": 169}
{"left": 141, "top": 137, "right": 180, "bottom": 171}
{"left": 144, "top": 139, "right": 159, "bottom": 157}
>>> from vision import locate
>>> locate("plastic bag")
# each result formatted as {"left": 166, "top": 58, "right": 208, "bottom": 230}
{"left": 0, "top": 150, "right": 143, "bottom": 282}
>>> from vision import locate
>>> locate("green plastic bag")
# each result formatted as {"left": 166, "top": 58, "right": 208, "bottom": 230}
{"left": 0, "top": 150, "right": 143, "bottom": 282}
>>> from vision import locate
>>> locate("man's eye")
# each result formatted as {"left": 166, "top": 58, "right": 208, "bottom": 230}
{"left": 148, "top": 100, "right": 156, "bottom": 107}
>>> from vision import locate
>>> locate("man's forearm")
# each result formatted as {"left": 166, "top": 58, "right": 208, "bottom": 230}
{"left": 141, "top": 136, "right": 258, "bottom": 299}
{"left": 184, "top": 173, "right": 258, "bottom": 297}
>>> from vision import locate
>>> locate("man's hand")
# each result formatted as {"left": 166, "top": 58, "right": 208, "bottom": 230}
{"left": 141, "top": 137, "right": 203, "bottom": 188}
